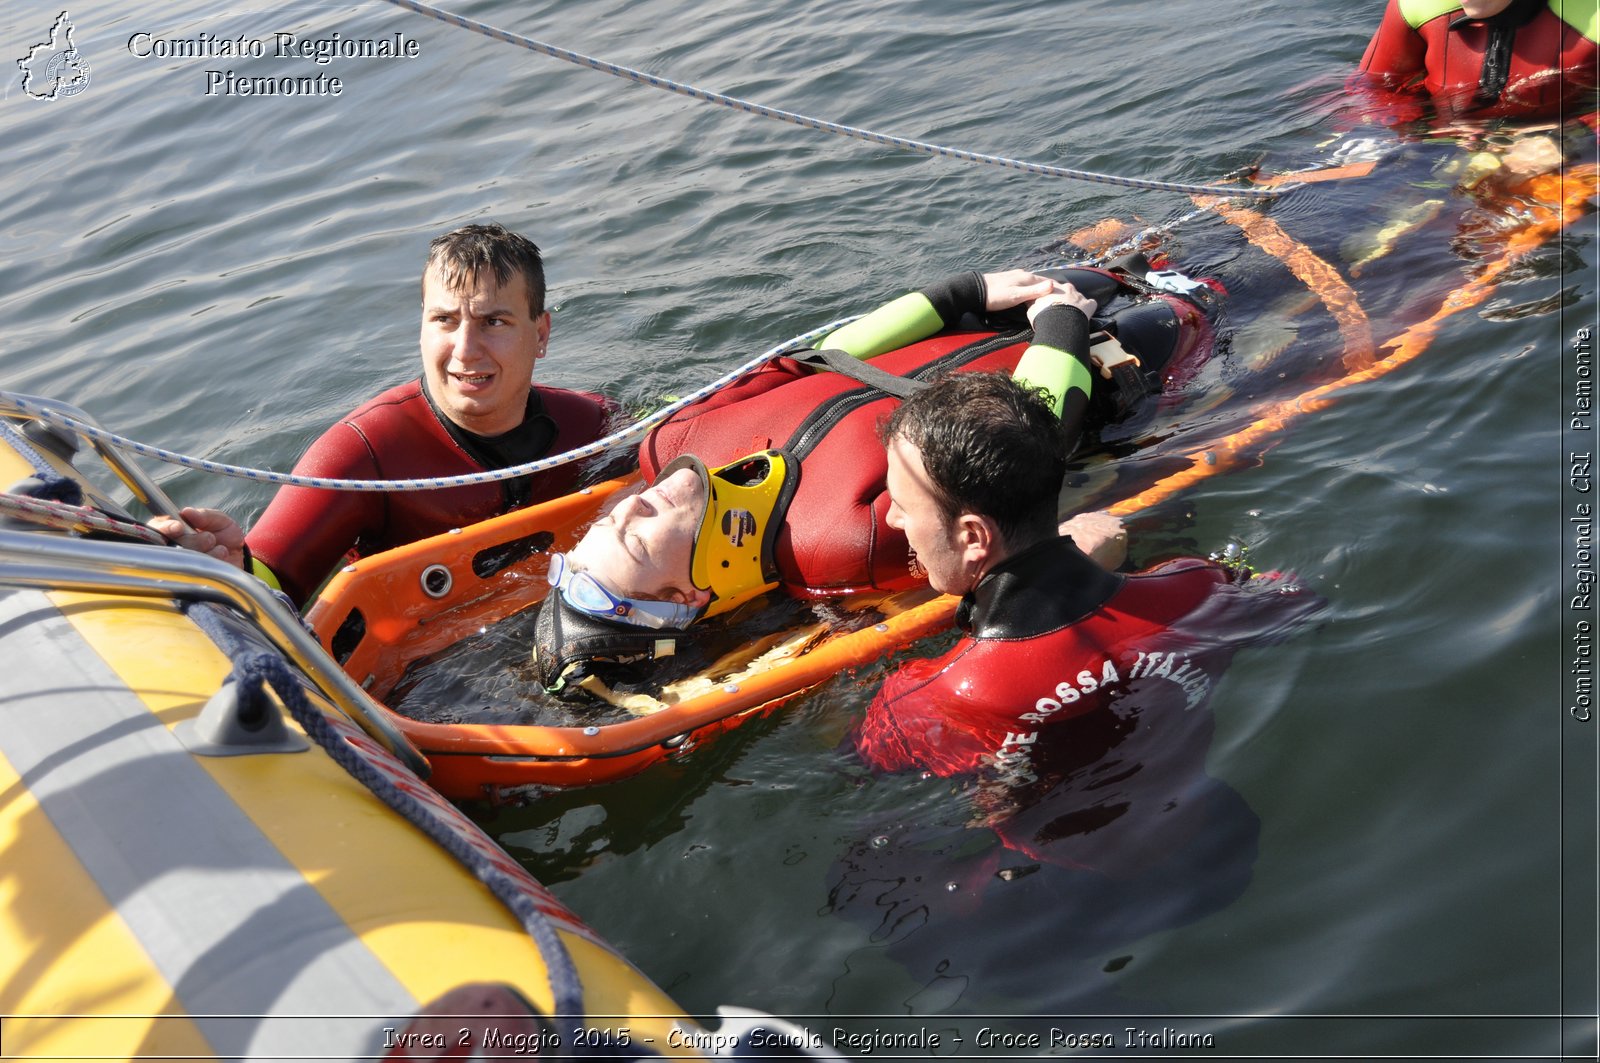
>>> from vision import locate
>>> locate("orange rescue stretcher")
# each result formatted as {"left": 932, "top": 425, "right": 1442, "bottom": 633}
{"left": 305, "top": 475, "right": 954, "bottom": 799}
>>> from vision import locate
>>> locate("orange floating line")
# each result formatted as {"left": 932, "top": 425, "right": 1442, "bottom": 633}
{"left": 1198, "top": 195, "right": 1377, "bottom": 372}
{"left": 1115, "top": 165, "right": 1596, "bottom": 518}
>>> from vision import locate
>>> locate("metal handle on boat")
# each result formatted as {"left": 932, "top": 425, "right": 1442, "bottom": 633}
{"left": 0, "top": 530, "right": 433, "bottom": 779}
{"left": 0, "top": 394, "right": 185, "bottom": 522}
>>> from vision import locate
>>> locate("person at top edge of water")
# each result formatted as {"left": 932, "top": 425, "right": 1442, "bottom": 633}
{"left": 531, "top": 256, "right": 1225, "bottom": 697}
{"left": 150, "top": 223, "right": 621, "bottom": 606}
{"left": 1348, "top": 0, "right": 1599, "bottom": 128}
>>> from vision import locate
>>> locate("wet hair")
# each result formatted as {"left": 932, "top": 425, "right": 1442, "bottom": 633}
{"left": 880, "top": 370, "right": 1066, "bottom": 547}
{"left": 422, "top": 222, "right": 546, "bottom": 317}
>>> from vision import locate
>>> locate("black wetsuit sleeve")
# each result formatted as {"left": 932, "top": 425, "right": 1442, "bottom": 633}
{"left": 815, "top": 272, "right": 985, "bottom": 360}
{"left": 1031, "top": 302, "right": 1090, "bottom": 360}
{"left": 916, "top": 271, "right": 987, "bottom": 326}
{"left": 1018, "top": 302, "right": 1095, "bottom": 450}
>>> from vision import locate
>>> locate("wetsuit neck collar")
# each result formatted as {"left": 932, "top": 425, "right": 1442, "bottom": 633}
{"left": 956, "top": 536, "right": 1123, "bottom": 640}
{"left": 420, "top": 379, "right": 557, "bottom": 506}
{"left": 420, "top": 378, "right": 556, "bottom": 458}
{"left": 1448, "top": 0, "right": 1544, "bottom": 29}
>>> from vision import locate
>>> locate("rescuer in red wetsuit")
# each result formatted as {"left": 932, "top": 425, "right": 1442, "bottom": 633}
{"left": 531, "top": 260, "right": 1221, "bottom": 693}
{"left": 1351, "top": 0, "right": 1598, "bottom": 124}
{"left": 821, "top": 372, "right": 1320, "bottom": 1001}
{"left": 241, "top": 376, "right": 611, "bottom": 606}
{"left": 152, "top": 224, "right": 618, "bottom": 606}
{"left": 853, "top": 369, "right": 1323, "bottom": 859}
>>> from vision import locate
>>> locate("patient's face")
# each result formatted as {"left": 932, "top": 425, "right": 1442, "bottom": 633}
{"left": 567, "top": 465, "right": 709, "bottom": 605}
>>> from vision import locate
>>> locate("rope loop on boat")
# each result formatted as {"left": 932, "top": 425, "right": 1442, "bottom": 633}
{"left": 183, "top": 601, "right": 591, "bottom": 1026}
{"left": 377, "top": 0, "right": 1298, "bottom": 201}
{"left": 0, "top": 420, "right": 83, "bottom": 505}
{"left": 0, "top": 491, "right": 170, "bottom": 545}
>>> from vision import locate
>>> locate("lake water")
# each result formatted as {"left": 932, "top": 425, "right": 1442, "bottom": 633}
{"left": 4, "top": 0, "right": 1596, "bottom": 1057}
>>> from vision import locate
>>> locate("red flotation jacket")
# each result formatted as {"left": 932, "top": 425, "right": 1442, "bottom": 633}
{"left": 531, "top": 267, "right": 1220, "bottom": 697}
{"left": 1354, "top": 0, "right": 1599, "bottom": 123}
{"left": 248, "top": 379, "right": 614, "bottom": 604}
{"left": 639, "top": 268, "right": 1216, "bottom": 597}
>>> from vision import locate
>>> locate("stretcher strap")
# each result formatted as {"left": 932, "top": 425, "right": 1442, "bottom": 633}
{"left": 793, "top": 347, "right": 927, "bottom": 399}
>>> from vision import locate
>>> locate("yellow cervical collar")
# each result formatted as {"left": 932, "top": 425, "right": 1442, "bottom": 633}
{"left": 661, "top": 450, "right": 798, "bottom": 618}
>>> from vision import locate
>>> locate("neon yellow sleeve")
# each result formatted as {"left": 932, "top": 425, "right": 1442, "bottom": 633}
{"left": 1552, "top": 0, "right": 1598, "bottom": 42}
{"left": 249, "top": 555, "right": 285, "bottom": 593}
{"left": 815, "top": 292, "right": 947, "bottom": 361}
{"left": 1012, "top": 343, "right": 1093, "bottom": 419}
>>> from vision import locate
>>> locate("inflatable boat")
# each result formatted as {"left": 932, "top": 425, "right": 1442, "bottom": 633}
{"left": 0, "top": 415, "right": 832, "bottom": 1059}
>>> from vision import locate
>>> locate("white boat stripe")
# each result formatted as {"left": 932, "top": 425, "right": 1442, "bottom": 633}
{"left": 0, "top": 589, "right": 418, "bottom": 1058}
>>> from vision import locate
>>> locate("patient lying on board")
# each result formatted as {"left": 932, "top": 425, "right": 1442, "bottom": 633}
{"left": 532, "top": 450, "right": 1126, "bottom": 703}
{"left": 531, "top": 262, "right": 1224, "bottom": 700}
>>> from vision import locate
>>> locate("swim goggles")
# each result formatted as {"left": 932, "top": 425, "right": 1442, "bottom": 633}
{"left": 546, "top": 552, "right": 700, "bottom": 631}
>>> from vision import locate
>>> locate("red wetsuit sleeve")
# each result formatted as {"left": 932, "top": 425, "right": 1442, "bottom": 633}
{"left": 1358, "top": 0, "right": 1428, "bottom": 85}
{"left": 854, "top": 650, "right": 978, "bottom": 776}
{"left": 246, "top": 422, "right": 386, "bottom": 606}
{"left": 1342, "top": 0, "right": 1435, "bottom": 127}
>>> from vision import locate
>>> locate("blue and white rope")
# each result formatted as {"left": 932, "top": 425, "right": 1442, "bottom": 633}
{"left": 378, "top": 0, "right": 1297, "bottom": 202}
{"left": 0, "top": 316, "right": 852, "bottom": 493}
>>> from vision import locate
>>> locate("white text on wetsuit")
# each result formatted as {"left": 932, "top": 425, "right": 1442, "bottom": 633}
{"left": 985, "top": 652, "right": 1212, "bottom": 787}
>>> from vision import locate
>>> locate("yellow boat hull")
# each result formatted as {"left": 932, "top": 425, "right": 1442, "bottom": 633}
{"left": 0, "top": 438, "right": 715, "bottom": 1060}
